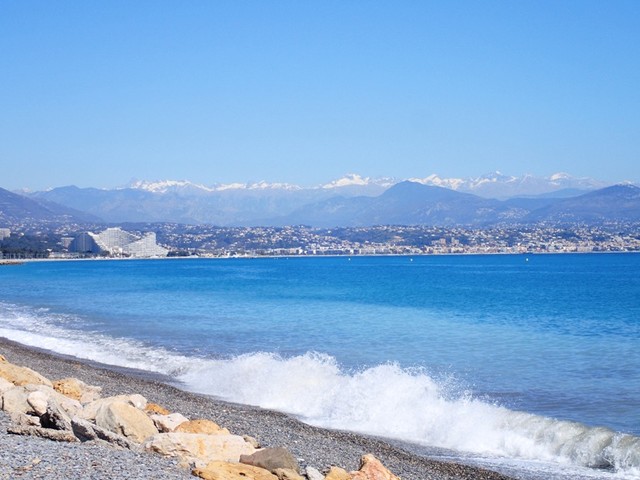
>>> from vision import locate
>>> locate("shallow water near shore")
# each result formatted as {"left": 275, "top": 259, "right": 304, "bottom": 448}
{"left": 1, "top": 254, "right": 639, "bottom": 478}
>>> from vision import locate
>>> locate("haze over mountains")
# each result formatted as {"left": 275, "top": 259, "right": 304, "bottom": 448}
{"left": 3, "top": 172, "right": 639, "bottom": 227}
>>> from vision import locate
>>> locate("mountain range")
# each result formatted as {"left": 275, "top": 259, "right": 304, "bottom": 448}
{"left": 3, "top": 172, "right": 639, "bottom": 228}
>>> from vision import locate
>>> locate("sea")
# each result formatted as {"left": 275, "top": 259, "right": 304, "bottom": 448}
{"left": 0, "top": 254, "right": 639, "bottom": 479}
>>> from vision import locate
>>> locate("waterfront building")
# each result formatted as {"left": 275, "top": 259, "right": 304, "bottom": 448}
{"left": 69, "top": 227, "right": 168, "bottom": 258}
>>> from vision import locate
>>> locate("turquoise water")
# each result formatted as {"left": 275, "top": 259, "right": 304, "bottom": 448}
{"left": 1, "top": 254, "right": 639, "bottom": 478}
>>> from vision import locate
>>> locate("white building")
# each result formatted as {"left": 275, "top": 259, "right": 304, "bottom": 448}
{"left": 71, "top": 227, "right": 168, "bottom": 258}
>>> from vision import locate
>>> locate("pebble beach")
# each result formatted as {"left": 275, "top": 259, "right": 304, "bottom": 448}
{"left": 0, "top": 337, "right": 513, "bottom": 480}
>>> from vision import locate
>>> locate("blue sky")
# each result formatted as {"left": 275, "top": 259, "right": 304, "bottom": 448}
{"left": 1, "top": 1, "right": 639, "bottom": 190}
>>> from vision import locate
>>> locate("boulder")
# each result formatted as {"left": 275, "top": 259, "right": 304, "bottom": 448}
{"left": 82, "top": 394, "right": 148, "bottom": 421}
{"left": 145, "top": 402, "right": 170, "bottom": 416}
{"left": 325, "top": 467, "right": 350, "bottom": 480}
{"left": 350, "top": 455, "right": 400, "bottom": 480}
{"left": 40, "top": 398, "right": 73, "bottom": 431}
{"left": 0, "top": 361, "right": 52, "bottom": 387}
{"left": 24, "top": 385, "right": 83, "bottom": 417}
{"left": 10, "top": 412, "right": 41, "bottom": 427}
{"left": 240, "top": 447, "right": 299, "bottom": 474}
{"left": 192, "top": 461, "right": 278, "bottom": 480}
{"left": 53, "top": 378, "right": 101, "bottom": 403}
{"left": 7, "top": 424, "right": 78, "bottom": 442}
{"left": 0, "top": 354, "right": 6, "bottom": 362}
{"left": 27, "top": 390, "right": 49, "bottom": 416}
{"left": 151, "top": 412, "right": 189, "bottom": 432}
{"left": 71, "top": 416, "right": 140, "bottom": 450}
{"left": 305, "top": 466, "right": 325, "bottom": 480}
{"left": 144, "top": 432, "right": 256, "bottom": 467}
{"left": 0, "top": 377, "right": 14, "bottom": 395}
{"left": 94, "top": 400, "right": 158, "bottom": 443}
{"left": 174, "top": 419, "right": 229, "bottom": 435}
{"left": 274, "top": 468, "right": 305, "bottom": 480}
{"left": 2, "top": 386, "right": 31, "bottom": 415}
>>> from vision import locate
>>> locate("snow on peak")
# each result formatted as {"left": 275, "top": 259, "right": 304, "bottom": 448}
{"left": 409, "top": 175, "right": 466, "bottom": 190}
{"left": 127, "top": 180, "right": 214, "bottom": 193}
{"left": 549, "top": 172, "right": 572, "bottom": 182}
{"left": 322, "top": 174, "right": 371, "bottom": 189}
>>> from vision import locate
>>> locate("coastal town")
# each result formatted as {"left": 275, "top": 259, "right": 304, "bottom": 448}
{"left": 1, "top": 222, "right": 639, "bottom": 259}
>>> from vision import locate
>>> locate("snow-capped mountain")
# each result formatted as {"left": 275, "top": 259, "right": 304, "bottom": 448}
{"left": 410, "top": 171, "right": 608, "bottom": 198}
{"left": 24, "top": 172, "right": 618, "bottom": 226}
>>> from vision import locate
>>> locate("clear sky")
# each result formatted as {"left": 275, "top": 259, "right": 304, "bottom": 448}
{"left": 1, "top": 1, "right": 639, "bottom": 190}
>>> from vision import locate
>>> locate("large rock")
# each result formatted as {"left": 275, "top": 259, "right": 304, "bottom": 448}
{"left": 1, "top": 386, "right": 31, "bottom": 415}
{"left": 27, "top": 390, "right": 49, "bottom": 416}
{"left": 305, "top": 466, "right": 325, "bottom": 480}
{"left": 240, "top": 447, "right": 299, "bottom": 474}
{"left": 53, "top": 377, "right": 101, "bottom": 403}
{"left": 0, "top": 377, "right": 14, "bottom": 395}
{"left": 274, "top": 468, "right": 305, "bottom": 480}
{"left": 25, "top": 385, "right": 83, "bottom": 417}
{"left": 82, "top": 394, "right": 148, "bottom": 421}
{"left": 0, "top": 361, "right": 52, "bottom": 387}
{"left": 151, "top": 412, "right": 189, "bottom": 433}
{"left": 174, "top": 419, "right": 229, "bottom": 435}
{"left": 144, "top": 432, "right": 256, "bottom": 467}
{"left": 94, "top": 400, "right": 158, "bottom": 443}
{"left": 145, "top": 402, "right": 170, "bottom": 415}
{"left": 192, "top": 461, "right": 278, "bottom": 480}
{"left": 7, "top": 424, "right": 78, "bottom": 442}
{"left": 3, "top": 385, "right": 81, "bottom": 419}
{"left": 325, "top": 466, "right": 351, "bottom": 480}
{"left": 350, "top": 455, "right": 400, "bottom": 480}
{"left": 11, "top": 412, "right": 41, "bottom": 427}
{"left": 40, "top": 398, "right": 73, "bottom": 431}
{"left": 71, "top": 416, "right": 139, "bottom": 450}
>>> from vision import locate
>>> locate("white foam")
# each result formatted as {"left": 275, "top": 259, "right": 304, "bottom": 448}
{"left": 1, "top": 302, "right": 639, "bottom": 478}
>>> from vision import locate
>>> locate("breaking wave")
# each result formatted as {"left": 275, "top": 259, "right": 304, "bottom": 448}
{"left": 1, "top": 301, "right": 639, "bottom": 478}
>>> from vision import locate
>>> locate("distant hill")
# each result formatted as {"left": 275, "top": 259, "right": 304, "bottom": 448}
{"left": 0, "top": 187, "right": 100, "bottom": 225}
{"left": 269, "top": 181, "right": 526, "bottom": 227}
{"left": 18, "top": 175, "right": 639, "bottom": 228}
{"left": 525, "top": 184, "right": 640, "bottom": 223}
{"left": 271, "top": 182, "right": 640, "bottom": 227}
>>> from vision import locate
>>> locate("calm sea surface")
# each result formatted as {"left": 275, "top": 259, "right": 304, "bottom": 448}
{"left": 1, "top": 254, "right": 639, "bottom": 478}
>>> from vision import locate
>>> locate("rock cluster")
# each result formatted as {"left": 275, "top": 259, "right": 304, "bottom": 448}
{"left": 1, "top": 353, "right": 400, "bottom": 480}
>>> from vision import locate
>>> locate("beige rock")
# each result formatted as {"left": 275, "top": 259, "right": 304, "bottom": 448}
{"left": 151, "top": 412, "right": 189, "bottom": 432}
{"left": 82, "top": 394, "right": 148, "bottom": 421}
{"left": 274, "top": 468, "right": 305, "bottom": 480}
{"left": 0, "top": 354, "right": 6, "bottom": 362}
{"left": 145, "top": 402, "right": 170, "bottom": 415}
{"left": 240, "top": 447, "right": 299, "bottom": 474}
{"left": 305, "top": 466, "right": 325, "bottom": 480}
{"left": 325, "top": 466, "right": 350, "bottom": 480}
{"left": 53, "top": 377, "right": 101, "bottom": 403}
{"left": 71, "top": 416, "right": 140, "bottom": 450}
{"left": 193, "top": 461, "right": 278, "bottom": 480}
{"left": 27, "top": 390, "right": 49, "bottom": 417}
{"left": 24, "top": 385, "right": 83, "bottom": 417}
{"left": 243, "top": 435, "right": 260, "bottom": 449}
{"left": 0, "top": 361, "right": 52, "bottom": 387}
{"left": 11, "top": 412, "right": 41, "bottom": 427}
{"left": 0, "top": 377, "right": 14, "bottom": 395}
{"left": 7, "top": 424, "right": 78, "bottom": 442}
{"left": 1, "top": 386, "right": 31, "bottom": 415}
{"left": 175, "top": 419, "right": 229, "bottom": 435}
{"left": 144, "top": 432, "right": 256, "bottom": 466}
{"left": 350, "top": 455, "right": 400, "bottom": 480}
{"left": 95, "top": 400, "right": 158, "bottom": 443}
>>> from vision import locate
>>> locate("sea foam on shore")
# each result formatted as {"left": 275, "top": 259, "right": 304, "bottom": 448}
{"left": 1, "top": 319, "right": 640, "bottom": 480}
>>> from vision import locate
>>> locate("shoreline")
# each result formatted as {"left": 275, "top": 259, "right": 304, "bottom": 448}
{"left": 12, "top": 249, "right": 640, "bottom": 265}
{"left": 0, "top": 336, "right": 513, "bottom": 480}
